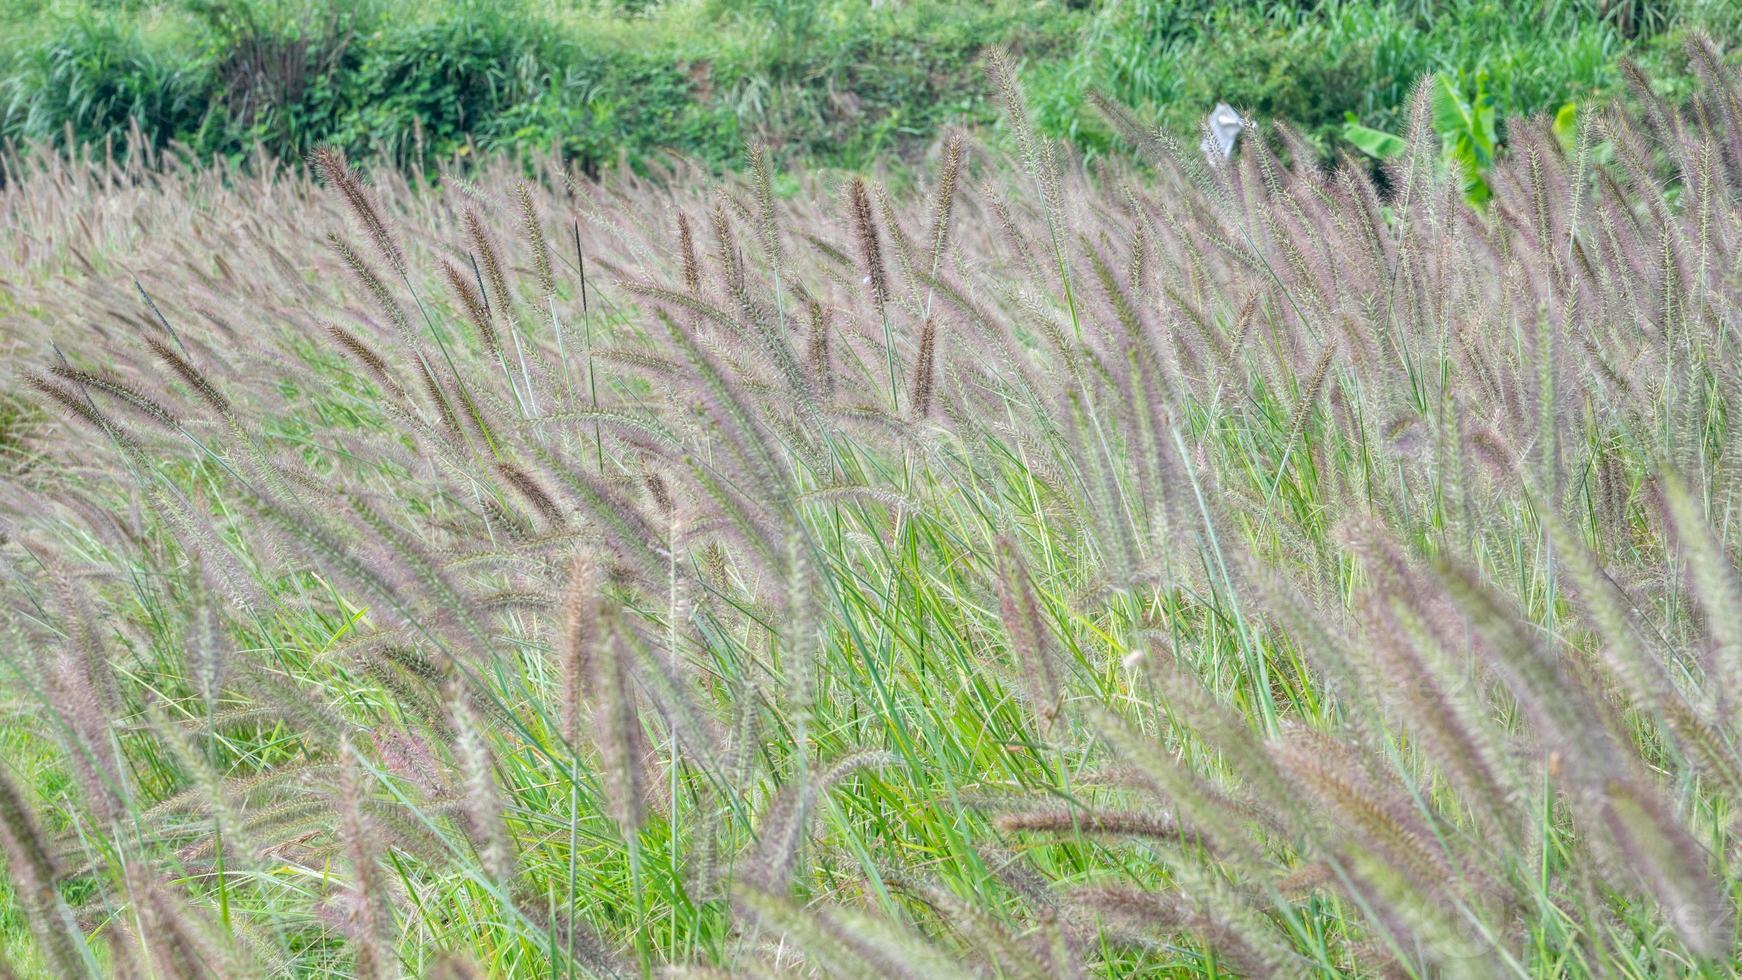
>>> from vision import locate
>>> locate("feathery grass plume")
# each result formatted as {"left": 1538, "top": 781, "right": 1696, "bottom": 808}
{"left": 0, "top": 767, "right": 87, "bottom": 977}
{"left": 1539, "top": 507, "right": 1742, "bottom": 795}
{"left": 46, "top": 365, "right": 180, "bottom": 431}
{"left": 740, "top": 749, "right": 898, "bottom": 897}
{"left": 1081, "top": 231, "right": 1163, "bottom": 365}
{"left": 100, "top": 928, "right": 142, "bottom": 980}
{"left": 734, "top": 886, "right": 974, "bottom": 980}
{"left": 882, "top": 870, "right": 1069, "bottom": 978}
{"left": 993, "top": 805, "right": 1183, "bottom": 842}
{"left": 1619, "top": 57, "right": 1683, "bottom": 147}
{"left": 1437, "top": 559, "right": 1624, "bottom": 774}
{"left": 799, "top": 232, "right": 856, "bottom": 280}
{"left": 44, "top": 651, "right": 125, "bottom": 822}
{"left": 449, "top": 689, "right": 515, "bottom": 886}
{"left": 1241, "top": 555, "right": 1383, "bottom": 732}
{"left": 1268, "top": 728, "right": 1459, "bottom": 901}
{"left": 1124, "top": 214, "right": 1150, "bottom": 294}
{"left": 441, "top": 258, "right": 499, "bottom": 354}
{"left": 311, "top": 145, "right": 404, "bottom": 276}
{"left": 1086, "top": 90, "right": 1166, "bottom": 173}
{"left": 1602, "top": 777, "right": 1732, "bottom": 959}
{"left": 618, "top": 608, "right": 723, "bottom": 776}
{"left": 324, "top": 323, "right": 407, "bottom": 399}
{"left": 125, "top": 865, "right": 245, "bottom": 978}
{"left": 782, "top": 532, "right": 821, "bottom": 729}
{"left": 806, "top": 299, "right": 834, "bottom": 398}
{"left": 984, "top": 48, "right": 1036, "bottom": 170}
{"left": 911, "top": 316, "right": 937, "bottom": 419}
{"left": 532, "top": 445, "right": 666, "bottom": 582}
{"left": 747, "top": 142, "right": 783, "bottom": 277}
{"left": 1080, "top": 706, "right": 1266, "bottom": 867}
{"left": 338, "top": 738, "right": 397, "bottom": 980}
{"left": 496, "top": 461, "right": 563, "bottom": 526}
{"left": 424, "top": 953, "right": 486, "bottom": 980}
{"left": 675, "top": 211, "right": 701, "bottom": 293}
{"left": 326, "top": 233, "right": 414, "bottom": 336}
{"left": 464, "top": 206, "right": 517, "bottom": 330}
{"left": 656, "top": 309, "right": 790, "bottom": 500}
{"left": 1658, "top": 467, "right": 1742, "bottom": 709}
{"left": 342, "top": 488, "right": 490, "bottom": 653}
{"left": 1337, "top": 529, "right": 1532, "bottom": 835}
{"left": 23, "top": 371, "right": 132, "bottom": 443}
{"left": 616, "top": 278, "right": 744, "bottom": 339}
{"left": 993, "top": 535, "right": 1063, "bottom": 728}
{"left": 133, "top": 278, "right": 190, "bottom": 353}
{"left": 523, "top": 406, "right": 683, "bottom": 454}
{"left": 1365, "top": 600, "right": 1525, "bottom": 847}
{"left": 143, "top": 335, "right": 229, "bottom": 415}
{"left": 874, "top": 181, "right": 923, "bottom": 301}
{"left": 514, "top": 180, "right": 555, "bottom": 297}
{"left": 1327, "top": 851, "right": 1498, "bottom": 980}
{"left": 688, "top": 691, "right": 759, "bottom": 903}
{"left": 592, "top": 604, "right": 649, "bottom": 839}
{"left": 52, "top": 571, "right": 121, "bottom": 715}
{"left": 987, "top": 197, "right": 1040, "bottom": 279}
{"left": 1684, "top": 31, "right": 1742, "bottom": 179}
{"left": 707, "top": 262, "right": 825, "bottom": 440}
{"left": 414, "top": 358, "right": 463, "bottom": 435}
{"left": 1068, "top": 870, "right": 1301, "bottom": 978}
{"left": 1439, "top": 559, "right": 1729, "bottom": 954}
{"left": 184, "top": 562, "right": 230, "bottom": 717}
{"left": 927, "top": 131, "right": 965, "bottom": 277}
{"left": 558, "top": 550, "right": 601, "bottom": 749}
{"left": 1388, "top": 73, "right": 1440, "bottom": 217}
{"left": 707, "top": 200, "right": 745, "bottom": 296}
{"left": 1061, "top": 389, "right": 1140, "bottom": 586}
{"left": 641, "top": 463, "right": 675, "bottom": 518}
{"left": 143, "top": 756, "right": 341, "bottom": 823}
{"left": 847, "top": 177, "right": 889, "bottom": 312}
{"left": 1283, "top": 341, "right": 1335, "bottom": 451}
{"left": 1134, "top": 647, "right": 1304, "bottom": 824}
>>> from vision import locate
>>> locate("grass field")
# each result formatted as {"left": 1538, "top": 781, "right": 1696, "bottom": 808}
{"left": 4, "top": 36, "right": 1742, "bottom": 978}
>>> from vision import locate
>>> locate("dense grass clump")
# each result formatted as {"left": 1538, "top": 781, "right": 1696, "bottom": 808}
{"left": 7, "top": 37, "right": 1742, "bottom": 978}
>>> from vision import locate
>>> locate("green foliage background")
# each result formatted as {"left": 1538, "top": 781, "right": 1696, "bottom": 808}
{"left": 0, "top": 0, "right": 1738, "bottom": 169}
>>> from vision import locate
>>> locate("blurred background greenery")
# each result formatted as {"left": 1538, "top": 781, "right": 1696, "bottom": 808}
{"left": 1, "top": 0, "right": 1737, "bottom": 173}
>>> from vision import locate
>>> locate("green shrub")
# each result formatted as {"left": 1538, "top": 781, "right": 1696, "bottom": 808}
{"left": 0, "top": 0, "right": 1735, "bottom": 173}
{"left": 184, "top": 0, "right": 369, "bottom": 159}
{"left": 1033, "top": 0, "right": 1721, "bottom": 160}
{"left": 487, "top": 49, "right": 741, "bottom": 173}
{"left": 330, "top": 2, "right": 551, "bottom": 164}
{"left": 1, "top": 9, "right": 215, "bottom": 151}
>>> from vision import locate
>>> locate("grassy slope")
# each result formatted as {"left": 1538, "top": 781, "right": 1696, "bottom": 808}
{"left": 2, "top": 43, "right": 1742, "bottom": 978}
{"left": 2, "top": 0, "right": 1739, "bottom": 173}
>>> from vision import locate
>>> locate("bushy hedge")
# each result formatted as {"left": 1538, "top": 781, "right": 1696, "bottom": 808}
{"left": 0, "top": 0, "right": 1734, "bottom": 171}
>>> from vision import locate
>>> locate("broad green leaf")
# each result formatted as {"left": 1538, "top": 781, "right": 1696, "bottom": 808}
{"left": 1469, "top": 71, "right": 1497, "bottom": 165}
{"left": 1430, "top": 70, "right": 1495, "bottom": 205}
{"left": 1342, "top": 112, "right": 1406, "bottom": 160}
{"left": 1430, "top": 73, "right": 1475, "bottom": 147}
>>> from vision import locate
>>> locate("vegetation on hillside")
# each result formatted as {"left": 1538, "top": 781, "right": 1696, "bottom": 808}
{"left": 4, "top": 30, "right": 1742, "bottom": 978}
{"left": 1, "top": 0, "right": 1737, "bottom": 173}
